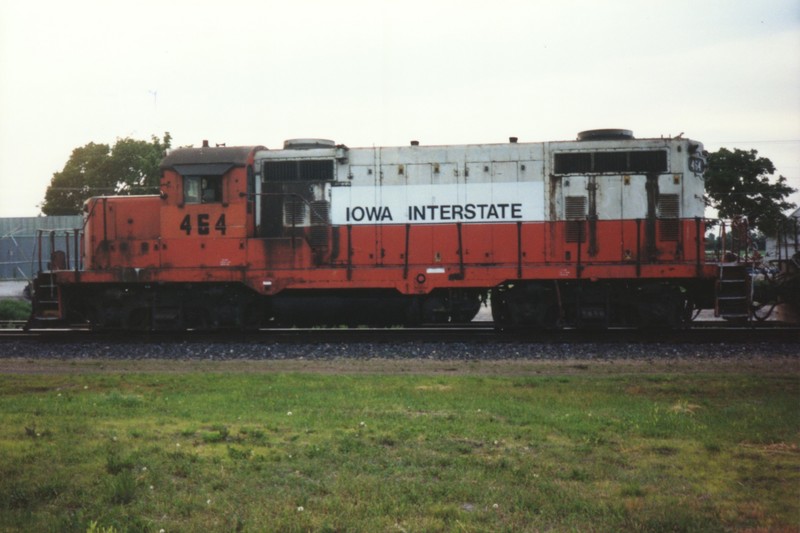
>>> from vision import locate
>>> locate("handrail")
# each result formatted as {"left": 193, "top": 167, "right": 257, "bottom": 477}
{"left": 32, "top": 228, "right": 83, "bottom": 275}
{"left": 708, "top": 217, "right": 751, "bottom": 263}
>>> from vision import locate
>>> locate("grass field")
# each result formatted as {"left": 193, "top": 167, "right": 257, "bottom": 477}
{"left": 0, "top": 357, "right": 798, "bottom": 532}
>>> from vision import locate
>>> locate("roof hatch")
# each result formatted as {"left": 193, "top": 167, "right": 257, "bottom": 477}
{"left": 577, "top": 129, "right": 634, "bottom": 141}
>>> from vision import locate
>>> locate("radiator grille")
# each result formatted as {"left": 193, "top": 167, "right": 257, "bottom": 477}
{"left": 264, "top": 160, "right": 334, "bottom": 181}
{"left": 657, "top": 194, "right": 680, "bottom": 241}
{"left": 565, "top": 196, "right": 587, "bottom": 243}
{"left": 283, "top": 197, "right": 307, "bottom": 226}
{"left": 554, "top": 150, "right": 667, "bottom": 174}
{"left": 309, "top": 201, "right": 330, "bottom": 248}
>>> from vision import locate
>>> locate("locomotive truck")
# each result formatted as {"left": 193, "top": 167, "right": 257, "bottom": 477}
{"left": 28, "top": 129, "right": 750, "bottom": 330}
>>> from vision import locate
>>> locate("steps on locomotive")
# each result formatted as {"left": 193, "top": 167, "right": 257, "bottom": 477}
{"left": 715, "top": 264, "right": 751, "bottom": 319}
{"left": 32, "top": 275, "right": 62, "bottom": 320}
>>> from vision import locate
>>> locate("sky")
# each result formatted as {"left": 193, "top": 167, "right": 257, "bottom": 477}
{"left": 1, "top": 0, "right": 799, "bottom": 218}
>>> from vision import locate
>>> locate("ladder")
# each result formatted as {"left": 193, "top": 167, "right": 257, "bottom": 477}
{"left": 715, "top": 264, "right": 751, "bottom": 320}
{"left": 35, "top": 273, "right": 62, "bottom": 319}
{"left": 25, "top": 273, "right": 63, "bottom": 330}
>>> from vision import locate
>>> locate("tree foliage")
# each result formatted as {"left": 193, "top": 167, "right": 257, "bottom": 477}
{"left": 41, "top": 133, "right": 171, "bottom": 215}
{"left": 704, "top": 147, "right": 796, "bottom": 236}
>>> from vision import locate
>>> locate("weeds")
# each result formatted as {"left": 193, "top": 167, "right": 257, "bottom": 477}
{"left": 0, "top": 299, "right": 30, "bottom": 322}
{"left": 201, "top": 423, "right": 230, "bottom": 443}
{"left": 108, "top": 471, "right": 136, "bottom": 505}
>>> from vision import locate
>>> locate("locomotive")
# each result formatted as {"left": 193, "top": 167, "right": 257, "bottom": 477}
{"left": 29, "top": 129, "right": 738, "bottom": 330}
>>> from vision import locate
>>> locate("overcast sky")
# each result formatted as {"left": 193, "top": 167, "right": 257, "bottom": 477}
{"left": 1, "top": 0, "right": 799, "bottom": 218}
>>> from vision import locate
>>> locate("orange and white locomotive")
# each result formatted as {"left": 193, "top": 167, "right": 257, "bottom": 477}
{"left": 30, "top": 129, "right": 725, "bottom": 330}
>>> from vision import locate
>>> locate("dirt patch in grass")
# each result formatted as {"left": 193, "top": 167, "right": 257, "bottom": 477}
{"left": 0, "top": 355, "right": 798, "bottom": 377}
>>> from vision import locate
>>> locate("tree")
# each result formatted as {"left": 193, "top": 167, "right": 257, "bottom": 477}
{"left": 41, "top": 133, "right": 171, "bottom": 215}
{"left": 704, "top": 147, "right": 796, "bottom": 236}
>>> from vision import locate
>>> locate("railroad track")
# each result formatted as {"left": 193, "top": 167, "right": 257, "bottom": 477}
{"left": 1, "top": 321, "right": 798, "bottom": 344}
{"left": 0, "top": 320, "right": 27, "bottom": 329}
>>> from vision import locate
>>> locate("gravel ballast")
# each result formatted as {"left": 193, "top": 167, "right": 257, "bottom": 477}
{"left": 0, "top": 339, "right": 797, "bottom": 361}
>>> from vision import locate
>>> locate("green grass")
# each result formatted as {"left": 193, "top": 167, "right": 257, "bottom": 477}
{"left": 0, "top": 360, "right": 797, "bottom": 532}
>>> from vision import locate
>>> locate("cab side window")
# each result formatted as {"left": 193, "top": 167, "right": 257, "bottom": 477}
{"left": 184, "top": 176, "right": 222, "bottom": 204}
{"left": 184, "top": 176, "right": 201, "bottom": 203}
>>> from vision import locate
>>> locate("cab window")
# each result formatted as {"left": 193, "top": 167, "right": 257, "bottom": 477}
{"left": 184, "top": 176, "right": 222, "bottom": 204}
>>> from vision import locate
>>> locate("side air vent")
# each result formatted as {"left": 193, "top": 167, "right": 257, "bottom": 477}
{"left": 309, "top": 201, "right": 330, "bottom": 248}
{"left": 657, "top": 194, "right": 680, "bottom": 241}
{"left": 284, "top": 197, "right": 307, "bottom": 227}
{"left": 565, "top": 196, "right": 587, "bottom": 243}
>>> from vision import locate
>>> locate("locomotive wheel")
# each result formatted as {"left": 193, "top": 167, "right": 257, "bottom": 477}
{"left": 184, "top": 306, "right": 212, "bottom": 330}
{"left": 636, "top": 284, "right": 691, "bottom": 328}
{"left": 491, "top": 283, "right": 560, "bottom": 329}
{"left": 421, "top": 296, "right": 448, "bottom": 323}
{"left": 239, "top": 300, "right": 263, "bottom": 331}
{"left": 125, "top": 307, "right": 152, "bottom": 331}
{"left": 418, "top": 290, "right": 483, "bottom": 323}
{"left": 85, "top": 304, "right": 108, "bottom": 331}
{"left": 448, "top": 290, "right": 484, "bottom": 323}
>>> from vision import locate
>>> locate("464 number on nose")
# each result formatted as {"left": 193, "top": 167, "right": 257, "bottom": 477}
{"left": 179, "top": 214, "right": 226, "bottom": 235}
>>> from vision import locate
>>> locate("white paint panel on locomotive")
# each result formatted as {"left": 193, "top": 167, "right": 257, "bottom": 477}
{"left": 336, "top": 142, "right": 547, "bottom": 225}
{"left": 545, "top": 135, "right": 707, "bottom": 223}
{"left": 255, "top": 140, "right": 550, "bottom": 231}
{"left": 252, "top": 133, "right": 706, "bottom": 236}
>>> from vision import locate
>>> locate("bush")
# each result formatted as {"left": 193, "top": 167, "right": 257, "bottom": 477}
{"left": 0, "top": 299, "right": 31, "bottom": 321}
